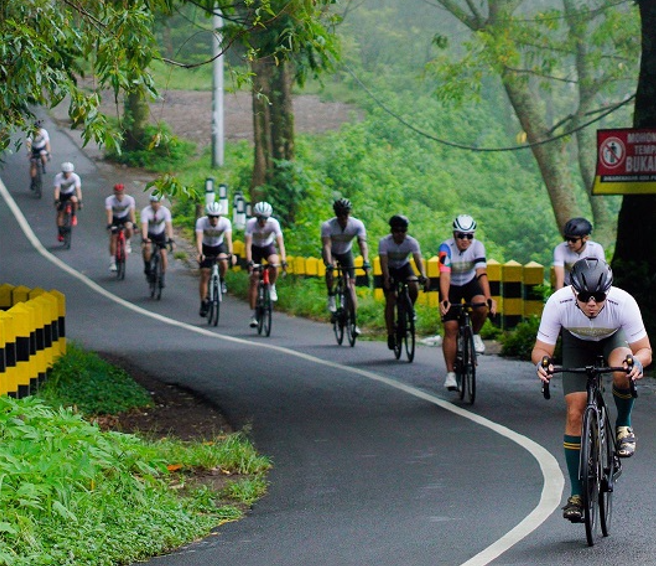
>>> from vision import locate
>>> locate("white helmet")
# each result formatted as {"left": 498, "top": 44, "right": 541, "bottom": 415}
{"left": 206, "top": 202, "right": 222, "bottom": 216}
{"left": 61, "top": 162, "right": 75, "bottom": 173}
{"left": 452, "top": 214, "right": 477, "bottom": 233}
{"left": 253, "top": 201, "right": 273, "bottom": 218}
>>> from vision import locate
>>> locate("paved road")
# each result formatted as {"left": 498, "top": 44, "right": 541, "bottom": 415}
{"left": 2, "top": 117, "right": 656, "bottom": 565}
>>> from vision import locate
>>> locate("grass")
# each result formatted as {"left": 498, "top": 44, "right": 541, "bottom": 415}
{"left": 0, "top": 344, "right": 271, "bottom": 566}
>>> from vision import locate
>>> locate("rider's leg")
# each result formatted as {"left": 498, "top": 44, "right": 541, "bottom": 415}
{"left": 609, "top": 345, "right": 635, "bottom": 427}
{"left": 442, "top": 320, "right": 458, "bottom": 373}
{"left": 143, "top": 241, "right": 152, "bottom": 273}
{"left": 248, "top": 270, "right": 258, "bottom": 309}
{"left": 199, "top": 269, "right": 210, "bottom": 301}
{"left": 384, "top": 292, "right": 395, "bottom": 335}
{"left": 564, "top": 391, "right": 586, "bottom": 497}
{"left": 408, "top": 280, "right": 419, "bottom": 304}
{"left": 470, "top": 293, "right": 488, "bottom": 334}
{"left": 268, "top": 253, "right": 280, "bottom": 285}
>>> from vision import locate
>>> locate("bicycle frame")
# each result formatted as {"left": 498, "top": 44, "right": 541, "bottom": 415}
{"left": 331, "top": 263, "right": 357, "bottom": 347}
{"left": 114, "top": 226, "right": 127, "bottom": 280}
{"left": 59, "top": 201, "right": 74, "bottom": 249}
{"left": 252, "top": 263, "right": 276, "bottom": 337}
{"left": 205, "top": 254, "right": 229, "bottom": 327}
{"left": 451, "top": 302, "right": 483, "bottom": 404}
{"left": 29, "top": 156, "right": 43, "bottom": 198}
{"left": 390, "top": 277, "right": 416, "bottom": 362}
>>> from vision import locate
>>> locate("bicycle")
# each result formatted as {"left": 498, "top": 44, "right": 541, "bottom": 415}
{"left": 29, "top": 154, "right": 45, "bottom": 199}
{"left": 147, "top": 240, "right": 170, "bottom": 300}
{"left": 58, "top": 200, "right": 75, "bottom": 250}
{"left": 451, "top": 302, "right": 485, "bottom": 405}
{"left": 112, "top": 225, "right": 128, "bottom": 281}
{"left": 252, "top": 263, "right": 277, "bottom": 337}
{"left": 331, "top": 263, "right": 357, "bottom": 347}
{"left": 204, "top": 254, "right": 230, "bottom": 327}
{"left": 542, "top": 355, "right": 637, "bottom": 546}
{"left": 389, "top": 276, "right": 417, "bottom": 362}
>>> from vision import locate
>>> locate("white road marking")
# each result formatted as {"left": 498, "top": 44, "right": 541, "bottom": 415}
{"left": 1, "top": 179, "right": 564, "bottom": 565}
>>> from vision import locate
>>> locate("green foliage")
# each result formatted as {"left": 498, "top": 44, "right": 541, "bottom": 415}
{"left": 498, "top": 316, "right": 560, "bottom": 362}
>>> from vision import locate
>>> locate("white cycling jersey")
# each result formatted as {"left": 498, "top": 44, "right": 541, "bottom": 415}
{"left": 321, "top": 217, "right": 366, "bottom": 255}
{"left": 537, "top": 286, "right": 647, "bottom": 345}
{"left": 378, "top": 234, "right": 421, "bottom": 269}
{"left": 141, "top": 205, "right": 172, "bottom": 236}
{"left": 553, "top": 240, "right": 605, "bottom": 285}
{"left": 28, "top": 129, "right": 49, "bottom": 150}
{"left": 438, "top": 238, "right": 487, "bottom": 286}
{"left": 54, "top": 172, "right": 81, "bottom": 195}
{"left": 245, "top": 217, "right": 282, "bottom": 247}
{"left": 105, "top": 195, "right": 135, "bottom": 219}
{"left": 195, "top": 216, "right": 232, "bottom": 246}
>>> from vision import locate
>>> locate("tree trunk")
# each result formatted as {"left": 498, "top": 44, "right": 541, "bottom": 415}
{"left": 612, "top": 0, "right": 656, "bottom": 336}
{"left": 123, "top": 90, "right": 150, "bottom": 152}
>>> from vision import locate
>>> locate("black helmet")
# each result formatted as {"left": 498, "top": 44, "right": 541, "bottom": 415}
{"left": 333, "top": 198, "right": 352, "bottom": 215}
{"left": 564, "top": 217, "right": 592, "bottom": 237}
{"left": 570, "top": 258, "right": 613, "bottom": 294}
{"left": 389, "top": 214, "right": 409, "bottom": 230}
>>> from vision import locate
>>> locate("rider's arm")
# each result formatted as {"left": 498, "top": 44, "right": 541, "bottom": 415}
{"left": 357, "top": 236, "right": 370, "bottom": 266}
{"left": 321, "top": 236, "right": 333, "bottom": 267}
{"left": 165, "top": 220, "right": 174, "bottom": 242}
{"left": 141, "top": 220, "right": 149, "bottom": 240}
{"left": 225, "top": 231, "right": 236, "bottom": 264}
{"left": 628, "top": 336, "right": 653, "bottom": 380}
{"left": 553, "top": 265, "right": 565, "bottom": 290}
{"left": 276, "top": 233, "right": 287, "bottom": 265}
{"left": 379, "top": 254, "right": 390, "bottom": 290}
{"left": 244, "top": 233, "right": 253, "bottom": 264}
{"left": 75, "top": 179, "right": 82, "bottom": 202}
{"left": 106, "top": 207, "right": 114, "bottom": 228}
{"left": 195, "top": 228, "right": 204, "bottom": 257}
{"left": 129, "top": 205, "right": 137, "bottom": 226}
{"left": 439, "top": 270, "right": 451, "bottom": 315}
{"left": 476, "top": 267, "right": 497, "bottom": 315}
{"left": 412, "top": 252, "right": 427, "bottom": 281}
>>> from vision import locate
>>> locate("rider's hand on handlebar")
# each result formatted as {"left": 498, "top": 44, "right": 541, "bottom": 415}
{"left": 536, "top": 355, "right": 553, "bottom": 383}
{"left": 439, "top": 299, "right": 450, "bottom": 316}
{"left": 624, "top": 354, "right": 644, "bottom": 381}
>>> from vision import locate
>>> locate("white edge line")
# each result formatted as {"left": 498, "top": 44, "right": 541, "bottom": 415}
{"left": 1, "top": 178, "right": 564, "bottom": 565}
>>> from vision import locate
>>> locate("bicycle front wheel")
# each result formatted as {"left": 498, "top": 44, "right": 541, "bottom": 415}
{"left": 208, "top": 279, "right": 220, "bottom": 327}
{"left": 393, "top": 301, "right": 403, "bottom": 360}
{"left": 403, "top": 294, "right": 415, "bottom": 363}
{"left": 581, "top": 406, "right": 601, "bottom": 546}
{"left": 599, "top": 406, "right": 615, "bottom": 537}
{"left": 62, "top": 210, "right": 72, "bottom": 250}
{"left": 154, "top": 253, "right": 163, "bottom": 300}
{"left": 116, "top": 238, "right": 126, "bottom": 280}
{"left": 149, "top": 254, "right": 159, "bottom": 298}
{"left": 261, "top": 286, "right": 272, "bottom": 337}
{"left": 34, "top": 166, "right": 43, "bottom": 199}
{"left": 463, "top": 327, "right": 476, "bottom": 404}
{"left": 333, "top": 290, "right": 345, "bottom": 346}
{"left": 345, "top": 292, "right": 357, "bottom": 347}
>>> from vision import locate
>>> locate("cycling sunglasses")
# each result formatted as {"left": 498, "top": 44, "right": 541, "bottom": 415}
{"left": 576, "top": 291, "right": 607, "bottom": 303}
{"left": 565, "top": 236, "right": 582, "bottom": 243}
{"left": 392, "top": 227, "right": 407, "bottom": 233}
{"left": 455, "top": 232, "right": 474, "bottom": 240}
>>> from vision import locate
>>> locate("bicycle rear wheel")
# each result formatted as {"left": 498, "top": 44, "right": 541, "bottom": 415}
{"left": 403, "top": 294, "right": 415, "bottom": 363}
{"left": 599, "top": 407, "right": 615, "bottom": 537}
{"left": 581, "top": 406, "right": 601, "bottom": 546}
{"left": 207, "top": 278, "right": 220, "bottom": 327}
{"left": 464, "top": 327, "right": 476, "bottom": 404}
{"left": 345, "top": 292, "right": 357, "bottom": 347}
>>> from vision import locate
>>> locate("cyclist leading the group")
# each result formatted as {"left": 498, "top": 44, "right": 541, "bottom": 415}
{"left": 196, "top": 202, "right": 236, "bottom": 317}
{"left": 245, "top": 201, "right": 287, "bottom": 328}
{"left": 105, "top": 184, "right": 136, "bottom": 272}
{"left": 439, "top": 214, "right": 497, "bottom": 390}
{"left": 53, "top": 162, "right": 82, "bottom": 242}
{"left": 553, "top": 217, "right": 605, "bottom": 290}
{"left": 26, "top": 120, "right": 51, "bottom": 183}
{"left": 379, "top": 214, "right": 429, "bottom": 350}
{"left": 532, "top": 258, "right": 651, "bottom": 523}
{"left": 141, "top": 194, "right": 175, "bottom": 287}
{"left": 321, "top": 198, "right": 371, "bottom": 336}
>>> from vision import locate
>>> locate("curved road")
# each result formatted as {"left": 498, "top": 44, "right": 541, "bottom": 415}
{"left": 2, "top": 118, "right": 656, "bottom": 565}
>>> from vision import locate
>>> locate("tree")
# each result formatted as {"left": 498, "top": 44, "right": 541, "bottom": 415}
{"left": 612, "top": 0, "right": 656, "bottom": 335}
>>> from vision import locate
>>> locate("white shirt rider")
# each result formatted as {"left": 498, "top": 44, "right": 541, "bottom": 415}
{"left": 378, "top": 233, "right": 421, "bottom": 269}
{"left": 244, "top": 216, "right": 282, "bottom": 247}
{"left": 195, "top": 216, "right": 232, "bottom": 246}
{"left": 320, "top": 216, "right": 367, "bottom": 255}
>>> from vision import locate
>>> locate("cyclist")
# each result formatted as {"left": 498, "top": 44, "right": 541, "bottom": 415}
{"left": 141, "top": 194, "right": 175, "bottom": 287}
{"left": 439, "top": 214, "right": 497, "bottom": 390}
{"left": 195, "top": 201, "right": 236, "bottom": 317}
{"left": 26, "top": 120, "right": 51, "bottom": 184}
{"left": 379, "top": 214, "right": 429, "bottom": 350}
{"left": 53, "top": 162, "right": 82, "bottom": 242}
{"left": 105, "top": 184, "right": 137, "bottom": 272}
{"left": 245, "top": 201, "right": 287, "bottom": 328}
{"left": 321, "top": 198, "right": 371, "bottom": 336}
{"left": 532, "top": 258, "right": 651, "bottom": 522}
{"left": 553, "top": 217, "right": 605, "bottom": 290}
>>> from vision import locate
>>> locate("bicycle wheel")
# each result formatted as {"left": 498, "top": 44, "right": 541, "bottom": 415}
{"left": 464, "top": 327, "right": 476, "bottom": 404}
{"left": 154, "top": 252, "right": 163, "bottom": 300}
{"left": 34, "top": 163, "right": 43, "bottom": 199}
{"left": 208, "top": 278, "right": 220, "bottom": 327}
{"left": 403, "top": 294, "right": 415, "bottom": 363}
{"left": 393, "top": 300, "right": 403, "bottom": 360}
{"left": 116, "top": 236, "right": 126, "bottom": 280}
{"left": 257, "top": 284, "right": 265, "bottom": 335}
{"left": 456, "top": 334, "right": 466, "bottom": 401}
{"left": 261, "top": 285, "right": 272, "bottom": 337}
{"left": 581, "top": 406, "right": 601, "bottom": 546}
{"left": 62, "top": 207, "right": 72, "bottom": 249}
{"left": 333, "top": 287, "right": 345, "bottom": 346}
{"left": 599, "top": 407, "right": 615, "bottom": 537}
{"left": 149, "top": 253, "right": 159, "bottom": 298}
{"left": 345, "top": 292, "right": 357, "bottom": 347}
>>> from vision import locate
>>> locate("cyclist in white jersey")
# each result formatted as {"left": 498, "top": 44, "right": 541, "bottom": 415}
{"left": 245, "top": 202, "right": 287, "bottom": 327}
{"left": 26, "top": 120, "right": 51, "bottom": 182}
{"left": 438, "top": 215, "right": 497, "bottom": 390}
{"left": 532, "top": 258, "right": 651, "bottom": 523}
{"left": 105, "top": 184, "right": 136, "bottom": 272}
{"left": 379, "top": 214, "right": 429, "bottom": 349}
{"left": 195, "top": 202, "right": 236, "bottom": 316}
{"left": 553, "top": 217, "right": 605, "bottom": 290}
{"left": 53, "top": 162, "right": 82, "bottom": 242}
{"left": 321, "top": 198, "right": 371, "bottom": 335}
{"left": 141, "top": 194, "right": 175, "bottom": 287}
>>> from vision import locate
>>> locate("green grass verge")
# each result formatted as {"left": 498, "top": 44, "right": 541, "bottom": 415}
{"left": 0, "top": 344, "right": 271, "bottom": 566}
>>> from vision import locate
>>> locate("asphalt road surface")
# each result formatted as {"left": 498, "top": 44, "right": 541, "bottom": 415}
{"left": 2, "top": 117, "right": 656, "bottom": 566}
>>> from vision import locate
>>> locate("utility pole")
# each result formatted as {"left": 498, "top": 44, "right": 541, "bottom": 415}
{"left": 211, "top": 7, "right": 224, "bottom": 168}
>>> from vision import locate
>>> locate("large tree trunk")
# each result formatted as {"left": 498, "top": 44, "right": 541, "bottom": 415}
{"left": 251, "top": 57, "right": 273, "bottom": 202}
{"left": 122, "top": 90, "right": 149, "bottom": 152}
{"left": 612, "top": 0, "right": 656, "bottom": 336}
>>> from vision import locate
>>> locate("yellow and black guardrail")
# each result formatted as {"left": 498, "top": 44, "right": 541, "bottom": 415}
{"left": 0, "top": 284, "right": 65, "bottom": 398}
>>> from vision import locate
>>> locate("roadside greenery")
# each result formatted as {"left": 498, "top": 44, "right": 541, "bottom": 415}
{"left": 0, "top": 345, "right": 271, "bottom": 566}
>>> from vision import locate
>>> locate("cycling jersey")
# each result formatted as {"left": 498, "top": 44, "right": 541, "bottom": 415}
{"left": 321, "top": 217, "right": 366, "bottom": 255}
{"left": 537, "top": 286, "right": 647, "bottom": 346}
{"left": 195, "top": 216, "right": 232, "bottom": 246}
{"left": 378, "top": 234, "right": 421, "bottom": 269}
{"left": 54, "top": 172, "right": 81, "bottom": 195}
{"left": 553, "top": 241, "right": 605, "bottom": 285}
{"left": 105, "top": 195, "right": 135, "bottom": 220}
{"left": 141, "top": 205, "right": 172, "bottom": 236}
{"left": 438, "top": 238, "right": 487, "bottom": 286}
{"left": 245, "top": 217, "right": 282, "bottom": 247}
{"left": 28, "top": 129, "right": 49, "bottom": 151}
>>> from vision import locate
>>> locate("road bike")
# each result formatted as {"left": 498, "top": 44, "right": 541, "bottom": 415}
{"left": 58, "top": 200, "right": 75, "bottom": 250}
{"left": 112, "top": 225, "right": 128, "bottom": 281}
{"left": 542, "top": 355, "right": 636, "bottom": 546}
{"left": 147, "top": 240, "right": 170, "bottom": 300}
{"left": 389, "top": 276, "right": 416, "bottom": 362}
{"left": 252, "top": 263, "right": 277, "bottom": 337}
{"left": 331, "top": 263, "right": 357, "bottom": 347}
{"left": 452, "top": 302, "right": 485, "bottom": 405}
{"left": 204, "top": 254, "right": 230, "bottom": 327}
{"left": 29, "top": 154, "right": 45, "bottom": 199}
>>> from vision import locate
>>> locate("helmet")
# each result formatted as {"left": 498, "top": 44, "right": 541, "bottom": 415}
{"left": 570, "top": 258, "right": 613, "bottom": 294}
{"left": 61, "top": 162, "right": 75, "bottom": 173}
{"left": 253, "top": 201, "right": 273, "bottom": 218}
{"left": 564, "top": 217, "right": 592, "bottom": 237}
{"left": 113, "top": 183, "right": 125, "bottom": 192}
{"left": 149, "top": 194, "right": 161, "bottom": 202}
{"left": 452, "top": 214, "right": 477, "bottom": 233}
{"left": 206, "top": 202, "right": 222, "bottom": 216}
{"left": 34, "top": 120, "right": 43, "bottom": 128}
{"left": 389, "top": 214, "right": 409, "bottom": 230}
{"left": 333, "top": 198, "right": 352, "bottom": 215}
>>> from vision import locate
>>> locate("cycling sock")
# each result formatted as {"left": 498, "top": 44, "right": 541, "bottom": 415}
{"left": 612, "top": 385, "right": 634, "bottom": 427}
{"left": 564, "top": 435, "right": 582, "bottom": 496}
